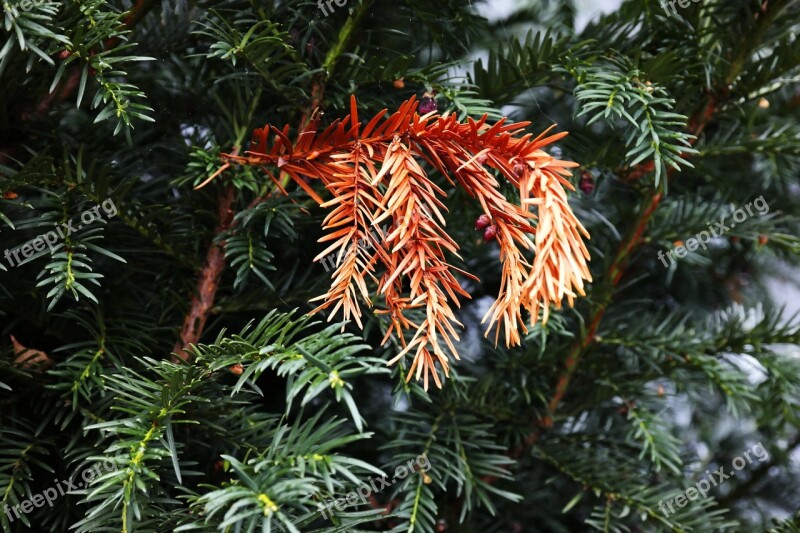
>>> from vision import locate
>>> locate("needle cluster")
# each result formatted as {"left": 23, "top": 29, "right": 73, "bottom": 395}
{"left": 221, "top": 96, "right": 592, "bottom": 388}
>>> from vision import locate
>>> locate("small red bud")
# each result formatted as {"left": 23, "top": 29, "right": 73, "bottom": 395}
{"left": 59, "top": 50, "right": 71, "bottom": 60}
{"left": 474, "top": 214, "right": 491, "bottom": 231}
{"left": 418, "top": 93, "right": 437, "bottom": 114}
{"left": 579, "top": 171, "right": 595, "bottom": 195}
{"left": 513, "top": 162, "right": 526, "bottom": 177}
{"left": 229, "top": 363, "right": 244, "bottom": 375}
{"left": 758, "top": 235, "right": 769, "bottom": 245}
{"left": 476, "top": 154, "right": 487, "bottom": 165}
{"left": 483, "top": 225, "right": 498, "bottom": 242}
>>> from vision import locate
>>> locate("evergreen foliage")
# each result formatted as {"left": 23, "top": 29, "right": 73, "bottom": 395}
{"left": 1, "top": 0, "right": 799, "bottom": 531}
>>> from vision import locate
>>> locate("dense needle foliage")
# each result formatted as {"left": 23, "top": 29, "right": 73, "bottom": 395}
{"left": 1, "top": 0, "right": 799, "bottom": 531}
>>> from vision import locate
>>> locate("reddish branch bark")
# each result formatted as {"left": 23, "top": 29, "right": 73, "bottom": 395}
{"left": 509, "top": 123, "right": 710, "bottom": 459}
{"left": 0, "top": 0, "right": 155, "bottom": 167}
{"left": 34, "top": 0, "right": 156, "bottom": 116}
{"left": 518, "top": 0, "right": 784, "bottom": 460}
{"left": 173, "top": 78, "right": 329, "bottom": 362}
{"left": 112, "top": 0, "right": 157, "bottom": 46}
{"left": 173, "top": 79, "right": 327, "bottom": 362}
{"left": 172, "top": 184, "right": 235, "bottom": 362}
{"left": 503, "top": 45, "right": 773, "bottom": 464}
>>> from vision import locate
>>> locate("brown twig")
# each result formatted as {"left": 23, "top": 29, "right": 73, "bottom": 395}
{"left": 110, "top": 0, "right": 157, "bottom": 47}
{"left": 507, "top": 78, "right": 723, "bottom": 462}
{"left": 34, "top": 0, "right": 156, "bottom": 117}
{"left": 510, "top": 128, "right": 707, "bottom": 458}
{"left": 172, "top": 184, "right": 235, "bottom": 362}
{"left": 508, "top": 189, "right": 664, "bottom": 458}
{"left": 0, "top": 0, "right": 155, "bottom": 167}
{"left": 277, "top": 1, "right": 367, "bottom": 188}
{"left": 169, "top": 5, "right": 353, "bottom": 362}
{"left": 508, "top": 0, "right": 784, "bottom": 464}
{"left": 169, "top": 3, "right": 366, "bottom": 362}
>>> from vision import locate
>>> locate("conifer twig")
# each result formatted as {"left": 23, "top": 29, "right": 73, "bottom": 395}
{"left": 512, "top": 0, "right": 781, "bottom": 461}
{"left": 34, "top": 0, "right": 157, "bottom": 115}
{"left": 209, "top": 96, "right": 592, "bottom": 388}
{"left": 171, "top": 7, "right": 367, "bottom": 362}
{"left": 514, "top": 127, "right": 705, "bottom": 457}
{"left": 172, "top": 184, "right": 235, "bottom": 362}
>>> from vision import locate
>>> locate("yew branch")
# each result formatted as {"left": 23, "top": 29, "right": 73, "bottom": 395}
{"left": 216, "top": 96, "right": 591, "bottom": 387}
{"left": 172, "top": 184, "right": 235, "bottom": 362}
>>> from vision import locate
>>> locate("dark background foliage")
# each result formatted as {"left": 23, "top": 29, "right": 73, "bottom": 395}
{"left": 1, "top": 0, "right": 799, "bottom": 531}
